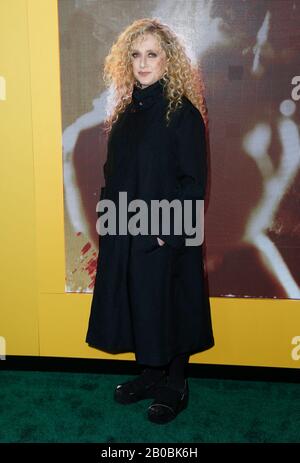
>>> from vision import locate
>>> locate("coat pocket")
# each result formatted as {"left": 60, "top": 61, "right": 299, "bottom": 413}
{"left": 145, "top": 235, "right": 168, "bottom": 254}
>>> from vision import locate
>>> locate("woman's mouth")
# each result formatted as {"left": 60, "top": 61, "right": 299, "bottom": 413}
{"left": 139, "top": 71, "right": 151, "bottom": 76}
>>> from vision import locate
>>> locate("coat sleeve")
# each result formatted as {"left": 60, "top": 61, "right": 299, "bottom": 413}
{"left": 158, "top": 104, "right": 207, "bottom": 249}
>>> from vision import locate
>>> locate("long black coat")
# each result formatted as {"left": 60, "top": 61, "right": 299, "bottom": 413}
{"left": 86, "top": 78, "right": 214, "bottom": 366}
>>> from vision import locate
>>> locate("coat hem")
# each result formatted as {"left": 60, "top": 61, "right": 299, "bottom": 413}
{"left": 85, "top": 338, "right": 215, "bottom": 366}
{"left": 86, "top": 340, "right": 135, "bottom": 356}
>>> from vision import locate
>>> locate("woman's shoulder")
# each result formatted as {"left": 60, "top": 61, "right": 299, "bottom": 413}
{"left": 170, "top": 96, "right": 205, "bottom": 131}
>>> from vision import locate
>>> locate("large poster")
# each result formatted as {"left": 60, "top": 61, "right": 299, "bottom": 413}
{"left": 58, "top": 0, "right": 300, "bottom": 298}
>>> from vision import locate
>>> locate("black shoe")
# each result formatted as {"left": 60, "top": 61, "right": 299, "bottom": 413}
{"left": 114, "top": 369, "right": 167, "bottom": 404}
{"left": 147, "top": 378, "right": 189, "bottom": 424}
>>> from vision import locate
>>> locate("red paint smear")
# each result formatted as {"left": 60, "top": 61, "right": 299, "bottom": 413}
{"left": 85, "top": 257, "right": 97, "bottom": 277}
{"left": 88, "top": 278, "right": 96, "bottom": 289}
{"left": 69, "top": 237, "right": 99, "bottom": 291}
{"left": 81, "top": 242, "right": 92, "bottom": 254}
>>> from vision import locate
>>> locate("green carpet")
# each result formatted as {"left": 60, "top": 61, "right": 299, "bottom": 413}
{"left": 0, "top": 370, "right": 299, "bottom": 443}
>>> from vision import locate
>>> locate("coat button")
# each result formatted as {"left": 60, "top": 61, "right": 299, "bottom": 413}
{"left": 139, "top": 101, "right": 143, "bottom": 106}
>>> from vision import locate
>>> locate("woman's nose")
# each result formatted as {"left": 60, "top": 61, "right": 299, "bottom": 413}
{"left": 140, "top": 56, "right": 147, "bottom": 67}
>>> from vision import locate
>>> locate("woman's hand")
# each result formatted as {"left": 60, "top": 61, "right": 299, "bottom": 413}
{"left": 157, "top": 237, "right": 165, "bottom": 246}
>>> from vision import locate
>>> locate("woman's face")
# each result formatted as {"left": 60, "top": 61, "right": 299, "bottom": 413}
{"left": 131, "top": 33, "right": 167, "bottom": 88}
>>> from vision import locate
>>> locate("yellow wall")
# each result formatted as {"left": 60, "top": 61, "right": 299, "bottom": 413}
{"left": 1, "top": 0, "right": 299, "bottom": 368}
{"left": 0, "top": 0, "right": 39, "bottom": 355}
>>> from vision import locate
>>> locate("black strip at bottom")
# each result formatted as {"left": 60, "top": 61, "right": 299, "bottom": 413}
{"left": 0, "top": 356, "right": 299, "bottom": 383}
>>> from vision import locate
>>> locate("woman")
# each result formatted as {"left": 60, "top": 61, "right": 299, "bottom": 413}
{"left": 86, "top": 18, "right": 214, "bottom": 424}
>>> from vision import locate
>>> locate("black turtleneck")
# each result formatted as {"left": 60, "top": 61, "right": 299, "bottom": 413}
{"left": 131, "top": 78, "right": 166, "bottom": 112}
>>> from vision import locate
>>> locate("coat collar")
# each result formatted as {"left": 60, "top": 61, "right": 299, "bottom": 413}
{"left": 131, "top": 78, "right": 165, "bottom": 112}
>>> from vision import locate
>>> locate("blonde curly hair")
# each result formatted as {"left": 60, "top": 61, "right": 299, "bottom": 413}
{"left": 102, "top": 18, "right": 208, "bottom": 134}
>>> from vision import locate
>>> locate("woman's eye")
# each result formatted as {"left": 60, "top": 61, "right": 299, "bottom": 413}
{"left": 131, "top": 53, "right": 157, "bottom": 58}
